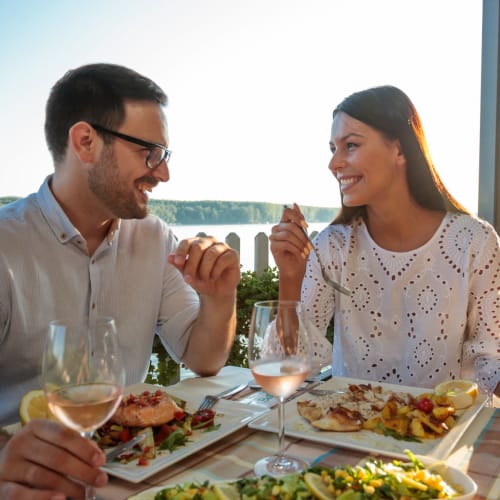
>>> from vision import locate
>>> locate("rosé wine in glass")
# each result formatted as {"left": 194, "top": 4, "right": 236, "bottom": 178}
{"left": 46, "top": 382, "right": 123, "bottom": 433}
{"left": 42, "top": 317, "right": 125, "bottom": 500}
{"left": 251, "top": 359, "right": 309, "bottom": 398}
{"left": 248, "top": 300, "right": 312, "bottom": 477}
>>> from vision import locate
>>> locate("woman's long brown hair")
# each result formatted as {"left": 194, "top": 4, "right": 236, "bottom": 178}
{"left": 331, "top": 85, "right": 469, "bottom": 225}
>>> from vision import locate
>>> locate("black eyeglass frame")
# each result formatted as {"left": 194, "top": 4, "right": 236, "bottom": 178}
{"left": 91, "top": 123, "right": 172, "bottom": 168}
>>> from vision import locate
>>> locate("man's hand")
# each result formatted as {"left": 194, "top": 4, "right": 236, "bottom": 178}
{"left": 168, "top": 236, "right": 240, "bottom": 297}
{"left": 0, "top": 419, "right": 107, "bottom": 499}
{"left": 169, "top": 236, "right": 240, "bottom": 376}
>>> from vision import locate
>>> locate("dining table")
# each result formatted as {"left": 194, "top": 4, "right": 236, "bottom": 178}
{"left": 2, "top": 366, "right": 499, "bottom": 499}
{"left": 91, "top": 366, "right": 500, "bottom": 500}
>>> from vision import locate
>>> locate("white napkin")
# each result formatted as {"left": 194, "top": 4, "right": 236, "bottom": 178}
{"left": 166, "top": 366, "right": 252, "bottom": 401}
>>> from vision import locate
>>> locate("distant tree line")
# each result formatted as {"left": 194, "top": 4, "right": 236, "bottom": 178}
{"left": 0, "top": 197, "right": 338, "bottom": 224}
{"left": 148, "top": 200, "right": 338, "bottom": 224}
{"left": 0, "top": 197, "right": 18, "bottom": 207}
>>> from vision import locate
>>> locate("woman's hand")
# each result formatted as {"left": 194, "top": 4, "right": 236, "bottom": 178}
{"left": 270, "top": 203, "right": 312, "bottom": 299}
{"left": 0, "top": 419, "right": 107, "bottom": 500}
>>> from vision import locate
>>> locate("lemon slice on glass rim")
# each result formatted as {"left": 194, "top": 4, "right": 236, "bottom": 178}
{"left": 434, "top": 380, "right": 478, "bottom": 409}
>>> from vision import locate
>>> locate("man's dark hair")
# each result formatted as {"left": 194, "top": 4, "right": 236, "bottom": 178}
{"left": 44, "top": 63, "right": 168, "bottom": 165}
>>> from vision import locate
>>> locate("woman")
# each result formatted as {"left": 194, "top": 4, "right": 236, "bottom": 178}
{"left": 270, "top": 85, "right": 500, "bottom": 398}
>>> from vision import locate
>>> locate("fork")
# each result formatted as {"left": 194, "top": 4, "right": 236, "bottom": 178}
{"left": 307, "top": 388, "right": 346, "bottom": 396}
{"left": 283, "top": 205, "right": 351, "bottom": 296}
{"left": 307, "top": 239, "right": 351, "bottom": 296}
{"left": 197, "top": 383, "right": 248, "bottom": 411}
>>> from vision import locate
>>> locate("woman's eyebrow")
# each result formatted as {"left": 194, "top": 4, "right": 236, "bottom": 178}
{"left": 330, "top": 132, "right": 364, "bottom": 147}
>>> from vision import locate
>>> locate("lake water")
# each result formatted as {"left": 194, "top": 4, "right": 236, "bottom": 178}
{"left": 170, "top": 222, "right": 329, "bottom": 271}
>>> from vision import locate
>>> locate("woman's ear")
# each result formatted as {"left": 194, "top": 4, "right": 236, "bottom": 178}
{"left": 68, "top": 122, "right": 101, "bottom": 163}
{"left": 394, "top": 139, "right": 407, "bottom": 168}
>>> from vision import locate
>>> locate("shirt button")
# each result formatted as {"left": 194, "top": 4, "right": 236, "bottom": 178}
{"left": 92, "top": 303, "right": 96, "bottom": 309}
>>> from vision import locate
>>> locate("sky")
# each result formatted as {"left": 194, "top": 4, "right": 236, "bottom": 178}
{"left": 0, "top": 0, "right": 482, "bottom": 212}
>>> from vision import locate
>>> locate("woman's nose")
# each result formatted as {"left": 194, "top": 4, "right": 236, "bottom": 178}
{"left": 329, "top": 153, "right": 344, "bottom": 173}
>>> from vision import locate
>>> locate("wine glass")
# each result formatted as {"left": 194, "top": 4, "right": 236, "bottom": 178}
{"left": 475, "top": 357, "right": 497, "bottom": 408}
{"left": 248, "top": 300, "right": 312, "bottom": 477}
{"left": 41, "top": 317, "right": 125, "bottom": 500}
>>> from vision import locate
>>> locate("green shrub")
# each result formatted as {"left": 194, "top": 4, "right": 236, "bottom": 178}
{"left": 228, "top": 267, "right": 279, "bottom": 367}
{"left": 146, "top": 336, "right": 181, "bottom": 386}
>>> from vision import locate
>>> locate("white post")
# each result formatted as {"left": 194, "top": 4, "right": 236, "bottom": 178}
{"left": 226, "top": 232, "right": 241, "bottom": 266}
{"left": 254, "top": 232, "right": 269, "bottom": 277}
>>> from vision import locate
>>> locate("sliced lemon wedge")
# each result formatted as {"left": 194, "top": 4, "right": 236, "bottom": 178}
{"left": 434, "top": 380, "right": 478, "bottom": 409}
{"left": 304, "top": 472, "right": 335, "bottom": 500}
{"left": 19, "top": 389, "right": 57, "bottom": 425}
{"left": 213, "top": 482, "right": 240, "bottom": 500}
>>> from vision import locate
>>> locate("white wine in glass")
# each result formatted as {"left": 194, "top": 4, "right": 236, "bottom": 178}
{"left": 42, "top": 317, "right": 125, "bottom": 500}
{"left": 248, "top": 300, "right": 312, "bottom": 477}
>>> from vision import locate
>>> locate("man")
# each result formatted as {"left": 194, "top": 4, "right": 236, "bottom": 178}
{"left": 0, "top": 63, "right": 240, "bottom": 498}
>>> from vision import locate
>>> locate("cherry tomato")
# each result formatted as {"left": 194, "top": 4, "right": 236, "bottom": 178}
{"left": 191, "top": 409, "right": 215, "bottom": 429}
{"left": 118, "top": 428, "right": 131, "bottom": 442}
{"left": 416, "top": 397, "right": 434, "bottom": 413}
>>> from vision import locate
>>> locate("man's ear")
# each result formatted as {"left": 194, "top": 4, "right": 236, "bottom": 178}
{"left": 68, "top": 122, "right": 101, "bottom": 163}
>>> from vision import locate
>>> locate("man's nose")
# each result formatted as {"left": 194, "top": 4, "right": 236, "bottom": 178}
{"left": 153, "top": 160, "right": 169, "bottom": 182}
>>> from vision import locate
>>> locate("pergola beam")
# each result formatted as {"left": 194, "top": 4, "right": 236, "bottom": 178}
{"left": 479, "top": 0, "right": 500, "bottom": 231}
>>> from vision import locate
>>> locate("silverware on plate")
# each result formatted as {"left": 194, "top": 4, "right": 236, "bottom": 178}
{"left": 105, "top": 432, "right": 146, "bottom": 463}
{"left": 197, "top": 383, "right": 249, "bottom": 411}
{"left": 307, "top": 388, "right": 346, "bottom": 396}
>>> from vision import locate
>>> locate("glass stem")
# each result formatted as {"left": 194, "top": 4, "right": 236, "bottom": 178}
{"left": 277, "top": 396, "right": 285, "bottom": 456}
{"left": 80, "top": 430, "right": 96, "bottom": 500}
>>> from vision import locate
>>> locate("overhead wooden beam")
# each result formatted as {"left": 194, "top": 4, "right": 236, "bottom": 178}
{"left": 479, "top": 0, "right": 500, "bottom": 231}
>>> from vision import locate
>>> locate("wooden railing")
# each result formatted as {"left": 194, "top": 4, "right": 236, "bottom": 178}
{"left": 195, "top": 230, "right": 318, "bottom": 276}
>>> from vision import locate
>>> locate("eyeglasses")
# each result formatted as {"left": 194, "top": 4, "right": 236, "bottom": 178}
{"left": 91, "top": 123, "right": 172, "bottom": 169}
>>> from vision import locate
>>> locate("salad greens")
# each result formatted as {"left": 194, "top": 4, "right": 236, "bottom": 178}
{"left": 152, "top": 451, "right": 462, "bottom": 499}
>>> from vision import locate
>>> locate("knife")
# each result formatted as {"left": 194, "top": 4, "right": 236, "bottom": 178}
{"left": 213, "top": 382, "right": 249, "bottom": 399}
{"left": 105, "top": 432, "right": 146, "bottom": 463}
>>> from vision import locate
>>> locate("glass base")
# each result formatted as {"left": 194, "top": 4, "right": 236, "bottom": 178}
{"left": 254, "top": 454, "right": 309, "bottom": 477}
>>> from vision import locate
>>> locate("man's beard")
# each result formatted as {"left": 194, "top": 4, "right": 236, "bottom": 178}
{"left": 88, "top": 147, "right": 149, "bottom": 219}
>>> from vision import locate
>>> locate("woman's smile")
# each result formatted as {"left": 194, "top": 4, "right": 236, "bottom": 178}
{"left": 337, "top": 175, "right": 362, "bottom": 193}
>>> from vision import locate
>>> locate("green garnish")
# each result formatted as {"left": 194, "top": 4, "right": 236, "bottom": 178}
{"left": 158, "top": 429, "right": 189, "bottom": 452}
{"left": 202, "top": 423, "right": 221, "bottom": 432}
{"left": 377, "top": 422, "right": 422, "bottom": 442}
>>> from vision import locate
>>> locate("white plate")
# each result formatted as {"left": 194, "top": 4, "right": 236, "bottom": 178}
{"left": 102, "top": 383, "right": 267, "bottom": 483}
{"left": 127, "top": 462, "right": 477, "bottom": 500}
{"left": 248, "top": 376, "right": 487, "bottom": 460}
{"left": 127, "top": 481, "right": 224, "bottom": 500}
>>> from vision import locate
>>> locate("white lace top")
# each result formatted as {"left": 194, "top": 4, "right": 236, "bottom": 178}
{"left": 302, "top": 212, "right": 500, "bottom": 391}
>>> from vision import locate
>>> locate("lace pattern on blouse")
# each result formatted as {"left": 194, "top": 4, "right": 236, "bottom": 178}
{"left": 301, "top": 213, "right": 500, "bottom": 391}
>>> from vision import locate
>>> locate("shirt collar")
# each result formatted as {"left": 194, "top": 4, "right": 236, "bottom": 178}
{"left": 37, "top": 175, "right": 121, "bottom": 246}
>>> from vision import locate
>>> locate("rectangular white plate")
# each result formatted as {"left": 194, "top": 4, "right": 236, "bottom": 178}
{"left": 248, "top": 377, "right": 487, "bottom": 460}
{"left": 102, "top": 383, "right": 267, "bottom": 483}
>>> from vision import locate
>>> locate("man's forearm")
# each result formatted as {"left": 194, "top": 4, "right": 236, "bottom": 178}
{"left": 182, "top": 293, "right": 237, "bottom": 376}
